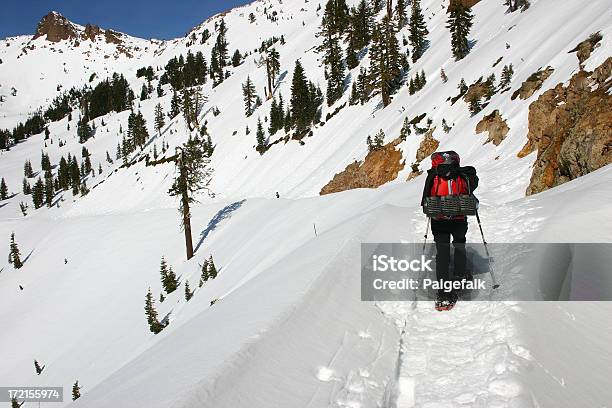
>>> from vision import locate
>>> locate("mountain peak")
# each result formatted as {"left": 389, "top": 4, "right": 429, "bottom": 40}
{"left": 32, "top": 11, "right": 125, "bottom": 45}
{"left": 34, "top": 11, "right": 79, "bottom": 42}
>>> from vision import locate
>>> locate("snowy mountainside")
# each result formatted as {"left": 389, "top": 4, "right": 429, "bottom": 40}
{"left": 0, "top": 0, "right": 611, "bottom": 407}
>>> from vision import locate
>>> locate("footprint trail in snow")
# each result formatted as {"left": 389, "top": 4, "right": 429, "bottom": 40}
{"left": 379, "top": 301, "right": 535, "bottom": 408}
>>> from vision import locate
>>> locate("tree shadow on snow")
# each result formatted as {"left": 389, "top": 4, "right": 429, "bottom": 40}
{"left": 22, "top": 249, "right": 35, "bottom": 265}
{"left": 194, "top": 199, "right": 246, "bottom": 253}
{"left": 271, "top": 70, "right": 289, "bottom": 96}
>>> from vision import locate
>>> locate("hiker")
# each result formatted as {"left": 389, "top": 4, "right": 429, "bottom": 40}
{"left": 421, "top": 151, "right": 478, "bottom": 310}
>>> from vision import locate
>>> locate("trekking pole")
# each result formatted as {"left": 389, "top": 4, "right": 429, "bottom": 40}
{"left": 422, "top": 217, "right": 430, "bottom": 253}
{"left": 475, "top": 210, "right": 500, "bottom": 289}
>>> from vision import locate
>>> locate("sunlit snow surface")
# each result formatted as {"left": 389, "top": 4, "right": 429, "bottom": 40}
{"left": 1, "top": 0, "right": 611, "bottom": 407}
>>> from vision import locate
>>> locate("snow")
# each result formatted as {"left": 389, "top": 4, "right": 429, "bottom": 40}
{"left": 0, "top": 0, "right": 611, "bottom": 407}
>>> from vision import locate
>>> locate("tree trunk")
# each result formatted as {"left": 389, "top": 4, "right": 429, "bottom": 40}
{"left": 179, "top": 152, "right": 194, "bottom": 260}
{"left": 266, "top": 58, "right": 273, "bottom": 99}
{"left": 387, "top": 0, "right": 393, "bottom": 18}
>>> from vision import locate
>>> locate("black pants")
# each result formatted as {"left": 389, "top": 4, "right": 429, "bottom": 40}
{"left": 431, "top": 219, "right": 468, "bottom": 289}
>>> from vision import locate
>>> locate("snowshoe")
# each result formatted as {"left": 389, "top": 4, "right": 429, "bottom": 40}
{"left": 435, "top": 292, "right": 458, "bottom": 311}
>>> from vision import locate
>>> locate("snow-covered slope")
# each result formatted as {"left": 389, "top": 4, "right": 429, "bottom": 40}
{"left": 1, "top": 0, "right": 611, "bottom": 406}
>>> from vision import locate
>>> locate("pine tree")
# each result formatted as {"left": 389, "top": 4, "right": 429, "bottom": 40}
{"left": 44, "top": 169, "right": 54, "bottom": 207}
{"left": 442, "top": 118, "right": 452, "bottom": 133}
{"left": 256, "top": 117, "right": 267, "bottom": 154}
{"left": 400, "top": 116, "right": 411, "bottom": 140}
{"left": 242, "top": 76, "right": 257, "bottom": 116}
{"left": 356, "top": 67, "right": 369, "bottom": 104}
{"left": 72, "top": 381, "right": 81, "bottom": 400}
{"left": 70, "top": 157, "right": 80, "bottom": 195}
{"left": 170, "top": 90, "right": 181, "bottom": 117}
{"left": 268, "top": 96, "right": 284, "bottom": 135}
{"left": 184, "top": 280, "right": 194, "bottom": 301}
{"left": 440, "top": 68, "right": 448, "bottom": 83}
{"left": 140, "top": 83, "right": 148, "bottom": 100}
{"left": 41, "top": 152, "right": 51, "bottom": 172}
{"left": 394, "top": 0, "right": 407, "bottom": 27}
{"left": 346, "top": 0, "right": 372, "bottom": 66}
{"left": 369, "top": 17, "right": 401, "bottom": 107}
{"left": 469, "top": 98, "right": 482, "bottom": 116}
{"left": 77, "top": 118, "right": 93, "bottom": 144}
{"left": 22, "top": 178, "right": 31, "bottom": 195}
{"left": 0, "top": 178, "right": 8, "bottom": 200}
{"left": 208, "top": 255, "right": 218, "bottom": 279}
{"left": 324, "top": 32, "right": 345, "bottom": 106}
{"left": 232, "top": 49, "right": 242, "bottom": 67}
{"left": 368, "top": 129, "right": 385, "bottom": 151}
{"left": 349, "top": 81, "right": 359, "bottom": 105}
{"left": 318, "top": 0, "right": 349, "bottom": 37}
{"left": 9, "top": 232, "right": 23, "bottom": 268}
{"left": 32, "top": 177, "right": 45, "bottom": 209}
{"left": 24, "top": 160, "right": 34, "bottom": 178}
{"left": 290, "top": 60, "right": 312, "bottom": 135}
{"left": 318, "top": 2, "right": 347, "bottom": 106}
{"left": 154, "top": 103, "right": 165, "bottom": 135}
{"left": 409, "top": 0, "right": 429, "bottom": 62}
{"left": 372, "top": 0, "right": 384, "bottom": 13}
{"left": 34, "top": 359, "right": 44, "bottom": 375}
{"left": 210, "top": 19, "right": 229, "bottom": 85}
{"left": 160, "top": 257, "right": 178, "bottom": 294}
{"left": 144, "top": 288, "right": 164, "bottom": 334}
{"left": 181, "top": 88, "right": 195, "bottom": 130}
{"left": 127, "top": 112, "right": 149, "bottom": 150}
{"left": 447, "top": 1, "right": 474, "bottom": 60}
{"left": 169, "top": 136, "right": 213, "bottom": 260}
{"left": 80, "top": 179, "right": 89, "bottom": 196}
{"left": 11, "top": 397, "right": 22, "bottom": 408}
{"left": 458, "top": 78, "right": 468, "bottom": 94}
{"left": 192, "top": 87, "right": 205, "bottom": 127}
{"left": 484, "top": 74, "right": 496, "bottom": 99}
{"left": 265, "top": 48, "right": 281, "bottom": 97}
{"left": 199, "top": 258, "right": 209, "bottom": 287}
{"left": 419, "top": 70, "right": 427, "bottom": 89}
{"left": 500, "top": 64, "right": 514, "bottom": 88}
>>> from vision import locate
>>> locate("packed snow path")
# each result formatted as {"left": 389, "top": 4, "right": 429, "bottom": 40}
{"left": 382, "top": 301, "right": 532, "bottom": 408}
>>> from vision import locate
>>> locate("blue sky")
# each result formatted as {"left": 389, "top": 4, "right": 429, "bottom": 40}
{"left": 1, "top": 0, "right": 253, "bottom": 40}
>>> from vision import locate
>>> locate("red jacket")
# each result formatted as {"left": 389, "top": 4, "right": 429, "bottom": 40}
{"left": 429, "top": 175, "right": 469, "bottom": 197}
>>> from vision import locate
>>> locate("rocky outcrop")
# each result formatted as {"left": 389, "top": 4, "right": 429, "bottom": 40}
{"left": 569, "top": 32, "right": 602, "bottom": 67}
{"left": 518, "top": 57, "right": 612, "bottom": 195}
{"left": 105, "top": 30, "right": 123, "bottom": 45}
{"left": 83, "top": 24, "right": 102, "bottom": 41}
{"left": 404, "top": 128, "right": 440, "bottom": 180}
{"left": 511, "top": 66, "right": 554, "bottom": 100}
{"left": 34, "top": 11, "right": 79, "bottom": 42}
{"left": 463, "top": 79, "right": 487, "bottom": 104}
{"left": 447, "top": 0, "right": 481, "bottom": 11}
{"left": 475, "top": 110, "right": 510, "bottom": 146}
{"left": 320, "top": 137, "right": 405, "bottom": 195}
{"left": 33, "top": 11, "right": 124, "bottom": 45}
{"left": 415, "top": 128, "right": 440, "bottom": 163}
